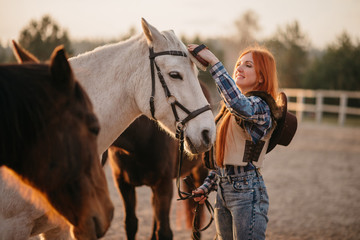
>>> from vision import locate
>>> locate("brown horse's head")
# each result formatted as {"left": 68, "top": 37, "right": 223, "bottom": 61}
{"left": 1, "top": 44, "right": 114, "bottom": 239}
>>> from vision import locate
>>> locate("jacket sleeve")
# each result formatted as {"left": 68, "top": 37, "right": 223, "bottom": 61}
{"left": 198, "top": 170, "right": 218, "bottom": 194}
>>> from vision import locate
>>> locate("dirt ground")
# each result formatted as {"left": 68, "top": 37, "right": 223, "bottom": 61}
{"left": 101, "top": 122, "right": 360, "bottom": 240}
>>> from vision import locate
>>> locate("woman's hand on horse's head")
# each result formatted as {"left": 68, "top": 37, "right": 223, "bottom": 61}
{"left": 187, "top": 44, "right": 220, "bottom": 66}
{"left": 192, "top": 188, "right": 207, "bottom": 204}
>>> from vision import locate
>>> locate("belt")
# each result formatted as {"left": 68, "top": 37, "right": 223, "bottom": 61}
{"left": 225, "top": 164, "right": 255, "bottom": 175}
{"left": 219, "top": 164, "right": 259, "bottom": 183}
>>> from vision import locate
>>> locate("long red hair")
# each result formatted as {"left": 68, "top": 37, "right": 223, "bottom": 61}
{"left": 216, "top": 46, "right": 279, "bottom": 167}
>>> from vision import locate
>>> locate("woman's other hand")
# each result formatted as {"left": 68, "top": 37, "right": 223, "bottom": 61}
{"left": 192, "top": 188, "right": 207, "bottom": 205}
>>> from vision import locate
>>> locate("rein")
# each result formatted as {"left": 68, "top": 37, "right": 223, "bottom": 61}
{"left": 148, "top": 47, "right": 214, "bottom": 237}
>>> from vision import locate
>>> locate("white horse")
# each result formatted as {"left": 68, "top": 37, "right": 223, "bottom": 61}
{"left": 1, "top": 18, "right": 215, "bottom": 239}
{"left": 71, "top": 18, "right": 215, "bottom": 154}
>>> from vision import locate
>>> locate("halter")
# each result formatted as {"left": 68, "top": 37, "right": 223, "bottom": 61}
{"left": 148, "top": 47, "right": 211, "bottom": 127}
{"left": 148, "top": 47, "right": 214, "bottom": 237}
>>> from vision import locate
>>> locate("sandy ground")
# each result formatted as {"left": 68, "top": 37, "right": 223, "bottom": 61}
{"left": 99, "top": 122, "right": 360, "bottom": 240}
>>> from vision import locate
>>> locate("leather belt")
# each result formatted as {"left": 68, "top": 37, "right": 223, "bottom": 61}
{"left": 219, "top": 164, "right": 258, "bottom": 183}
{"left": 225, "top": 164, "right": 255, "bottom": 175}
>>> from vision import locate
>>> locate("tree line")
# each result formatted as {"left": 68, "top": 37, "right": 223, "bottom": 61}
{"left": 1, "top": 14, "right": 360, "bottom": 92}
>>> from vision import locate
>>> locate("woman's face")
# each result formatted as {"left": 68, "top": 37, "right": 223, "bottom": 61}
{"left": 234, "top": 52, "right": 261, "bottom": 93}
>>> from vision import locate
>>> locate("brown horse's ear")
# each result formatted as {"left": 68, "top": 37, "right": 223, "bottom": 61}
{"left": 141, "top": 18, "right": 163, "bottom": 46}
{"left": 49, "top": 45, "right": 75, "bottom": 93}
{"left": 11, "top": 40, "right": 40, "bottom": 63}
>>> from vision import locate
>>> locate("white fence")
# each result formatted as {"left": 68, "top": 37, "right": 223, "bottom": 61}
{"left": 282, "top": 88, "right": 360, "bottom": 126}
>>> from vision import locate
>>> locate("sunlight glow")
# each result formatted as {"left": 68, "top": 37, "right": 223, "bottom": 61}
{"left": 0, "top": 0, "right": 359, "bottom": 48}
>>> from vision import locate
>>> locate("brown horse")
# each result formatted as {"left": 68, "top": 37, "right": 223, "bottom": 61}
{"left": 102, "top": 82, "right": 212, "bottom": 240}
{"left": 0, "top": 46, "right": 114, "bottom": 239}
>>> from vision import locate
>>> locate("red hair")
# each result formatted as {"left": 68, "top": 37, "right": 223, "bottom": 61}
{"left": 216, "top": 46, "right": 279, "bottom": 167}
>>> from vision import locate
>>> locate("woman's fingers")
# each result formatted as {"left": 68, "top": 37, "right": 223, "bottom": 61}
{"left": 193, "top": 195, "right": 207, "bottom": 204}
{"left": 192, "top": 188, "right": 207, "bottom": 204}
{"left": 199, "top": 197, "right": 207, "bottom": 205}
{"left": 187, "top": 44, "right": 198, "bottom": 51}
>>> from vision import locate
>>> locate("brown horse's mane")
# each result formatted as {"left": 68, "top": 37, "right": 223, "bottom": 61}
{"left": 0, "top": 63, "right": 89, "bottom": 166}
{"left": 1, "top": 64, "right": 51, "bottom": 162}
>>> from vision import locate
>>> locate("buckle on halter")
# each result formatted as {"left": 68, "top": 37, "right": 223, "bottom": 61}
{"left": 176, "top": 121, "right": 186, "bottom": 131}
{"left": 167, "top": 95, "right": 177, "bottom": 104}
{"left": 176, "top": 121, "right": 186, "bottom": 140}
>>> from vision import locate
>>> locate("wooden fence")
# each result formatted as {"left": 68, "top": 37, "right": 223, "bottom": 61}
{"left": 282, "top": 88, "right": 360, "bottom": 126}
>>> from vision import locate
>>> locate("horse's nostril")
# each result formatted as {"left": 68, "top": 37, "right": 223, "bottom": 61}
{"left": 93, "top": 216, "right": 105, "bottom": 238}
{"left": 108, "top": 206, "right": 114, "bottom": 222}
{"left": 201, "top": 129, "right": 210, "bottom": 145}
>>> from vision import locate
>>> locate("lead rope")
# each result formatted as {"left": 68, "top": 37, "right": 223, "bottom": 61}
{"left": 175, "top": 124, "right": 214, "bottom": 240}
{"left": 183, "top": 175, "right": 215, "bottom": 240}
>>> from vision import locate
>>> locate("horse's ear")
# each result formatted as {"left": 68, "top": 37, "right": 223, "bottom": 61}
{"left": 49, "top": 46, "right": 75, "bottom": 93}
{"left": 12, "top": 40, "right": 40, "bottom": 63}
{"left": 141, "top": 18, "right": 163, "bottom": 46}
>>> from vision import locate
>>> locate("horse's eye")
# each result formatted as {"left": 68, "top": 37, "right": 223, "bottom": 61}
{"left": 87, "top": 114, "right": 100, "bottom": 136}
{"left": 89, "top": 125, "right": 100, "bottom": 136}
{"left": 169, "top": 71, "right": 183, "bottom": 80}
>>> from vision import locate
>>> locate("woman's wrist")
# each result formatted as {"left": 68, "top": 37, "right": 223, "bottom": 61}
{"left": 209, "top": 57, "right": 220, "bottom": 66}
{"left": 202, "top": 50, "right": 219, "bottom": 66}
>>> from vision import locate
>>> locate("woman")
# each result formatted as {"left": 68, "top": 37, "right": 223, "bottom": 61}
{"left": 188, "top": 44, "right": 279, "bottom": 240}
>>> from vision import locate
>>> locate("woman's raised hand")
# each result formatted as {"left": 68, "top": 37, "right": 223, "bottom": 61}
{"left": 187, "top": 44, "right": 220, "bottom": 66}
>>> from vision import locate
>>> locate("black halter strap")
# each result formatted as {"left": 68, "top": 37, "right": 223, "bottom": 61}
{"left": 148, "top": 47, "right": 211, "bottom": 126}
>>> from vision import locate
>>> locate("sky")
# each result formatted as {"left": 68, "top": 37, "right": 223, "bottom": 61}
{"left": 1, "top": 0, "right": 360, "bottom": 49}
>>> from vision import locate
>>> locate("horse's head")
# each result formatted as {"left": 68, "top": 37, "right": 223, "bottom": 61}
{"left": 46, "top": 48, "right": 114, "bottom": 239}
{"left": 4, "top": 44, "right": 114, "bottom": 239}
{"left": 139, "top": 18, "right": 216, "bottom": 154}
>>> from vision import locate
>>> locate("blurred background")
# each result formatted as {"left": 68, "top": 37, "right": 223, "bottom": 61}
{"left": 1, "top": 0, "right": 360, "bottom": 125}
{"left": 2, "top": 1, "right": 359, "bottom": 239}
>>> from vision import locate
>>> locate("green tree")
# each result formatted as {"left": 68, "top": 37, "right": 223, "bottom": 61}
{"left": 264, "top": 21, "right": 309, "bottom": 88}
{"left": 71, "top": 26, "right": 137, "bottom": 56}
{"left": 0, "top": 43, "right": 7, "bottom": 63}
{"left": 0, "top": 42, "right": 15, "bottom": 63}
{"left": 304, "top": 32, "right": 360, "bottom": 90}
{"left": 18, "top": 15, "right": 72, "bottom": 61}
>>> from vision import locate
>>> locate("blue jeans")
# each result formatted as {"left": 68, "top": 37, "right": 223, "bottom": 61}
{"left": 214, "top": 169, "right": 269, "bottom": 240}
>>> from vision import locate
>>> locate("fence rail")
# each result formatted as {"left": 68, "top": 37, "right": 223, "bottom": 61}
{"left": 282, "top": 88, "right": 360, "bottom": 126}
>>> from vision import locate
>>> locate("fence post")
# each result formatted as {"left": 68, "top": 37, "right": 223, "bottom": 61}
{"left": 296, "top": 91, "right": 304, "bottom": 123}
{"left": 316, "top": 92, "right": 323, "bottom": 124}
{"left": 339, "top": 93, "right": 348, "bottom": 126}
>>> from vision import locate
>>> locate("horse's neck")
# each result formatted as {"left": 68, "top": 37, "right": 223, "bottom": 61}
{"left": 69, "top": 35, "right": 148, "bottom": 153}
